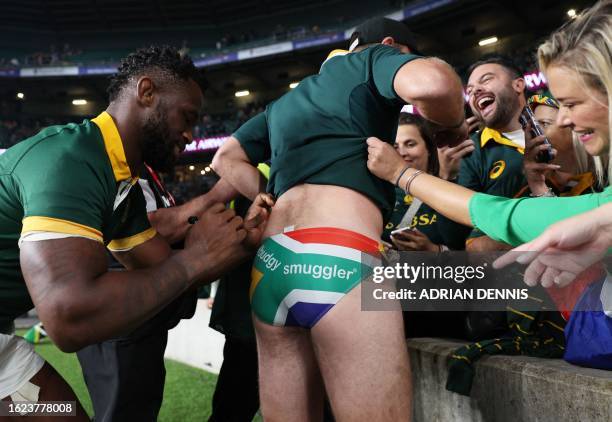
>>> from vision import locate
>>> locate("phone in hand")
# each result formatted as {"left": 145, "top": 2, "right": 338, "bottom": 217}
{"left": 391, "top": 226, "right": 415, "bottom": 237}
{"left": 518, "top": 106, "right": 554, "bottom": 163}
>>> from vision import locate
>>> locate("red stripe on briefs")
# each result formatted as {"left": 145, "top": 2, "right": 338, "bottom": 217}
{"left": 284, "top": 227, "right": 380, "bottom": 254}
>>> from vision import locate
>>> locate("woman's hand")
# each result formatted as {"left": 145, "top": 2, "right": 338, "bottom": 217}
{"left": 366, "top": 137, "right": 408, "bottom": 183}
{"left": 391, "top": 228, "right": 439, "bottom": 252}
{"left": 493, "top": 204, "right": 612, "bottom": 287}
{"left": 523, "top": 122, "right": 560, "bottom": 196}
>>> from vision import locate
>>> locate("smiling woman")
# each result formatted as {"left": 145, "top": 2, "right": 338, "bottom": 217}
{"left": 538, "top": 4, "right": 612, "bottom": 185}
{"left": 382, "top": 113, "right": 470, "bottom": 252}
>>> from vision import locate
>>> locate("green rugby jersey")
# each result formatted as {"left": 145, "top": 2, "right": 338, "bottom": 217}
{"left": 0, "top": 111, "right": 155, "bottom": 332}
{"left": 457, "top": 128, "right": 527, "bottom": 243}
{"left": 234, "top": 45, "right": 420, "bottom": 216}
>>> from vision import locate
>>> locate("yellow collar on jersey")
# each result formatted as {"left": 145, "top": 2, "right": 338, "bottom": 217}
{"left": 92, "top": 111, "right": 133, "bottom": 182}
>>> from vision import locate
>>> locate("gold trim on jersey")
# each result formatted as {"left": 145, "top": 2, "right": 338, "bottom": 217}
{"left": 480, "top": 128, "right": 525, "bottom": 154}
{"left": 92, "top": 111, "right": 132, "bottom": 182}
{"left": 321, "top": 49, "right": 349, "bottom": 68}
{"left": 21, "top": 216, "right": 103, "bottom": 243}
{"left": 107, "top": 227, "right": 157, "bottom": 252}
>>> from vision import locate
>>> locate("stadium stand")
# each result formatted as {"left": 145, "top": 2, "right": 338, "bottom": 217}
{"left": 1, "top": 1, "right": 609, "bottom": 420}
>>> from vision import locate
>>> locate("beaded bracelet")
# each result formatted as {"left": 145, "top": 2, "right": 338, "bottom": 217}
{"left": 529, "top": 187, "right": 556, "bottom": 197}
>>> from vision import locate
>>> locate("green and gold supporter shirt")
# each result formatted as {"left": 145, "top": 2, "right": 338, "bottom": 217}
{"left": 382, "top": 187, "right": 467, "bottom": 250}
{"left": 234, "top": 45, "right": 420, "bottom": 216}
{"left": 0, "top": 112, "right": 155, "bottom": 333}
{"left": 457, "top": 128, "right": 527, "bottom": 244}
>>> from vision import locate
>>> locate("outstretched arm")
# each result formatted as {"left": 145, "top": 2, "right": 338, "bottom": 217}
{"left": 366, "top": 137, "right": 475, "bottom": 226}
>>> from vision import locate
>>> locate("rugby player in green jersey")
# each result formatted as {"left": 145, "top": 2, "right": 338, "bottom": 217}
{"left": 213, "top": 17, "right": 467, "bottom": 421}
{"left": 0, "top": 47, "right": 264, "bottom": 417}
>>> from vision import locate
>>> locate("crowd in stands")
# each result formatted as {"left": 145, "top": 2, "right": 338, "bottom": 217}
{"left": 194, "top": 101, "right": 266, "bottom": 138}
{"left": 0, "top": 43, "right": 81, "bottom": 68}
{"left": 213, "top": 21, "right": 335, "bottom": 50}
{"left": 0, "top": 117, "right": 66, "bottom": 148}
{"left": 0, "top": 99, "right": 268, "bottom": 150}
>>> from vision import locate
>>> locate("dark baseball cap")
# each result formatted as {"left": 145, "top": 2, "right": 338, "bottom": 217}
{"left": 348, "top": 17, "right": 420, "bottom": 54}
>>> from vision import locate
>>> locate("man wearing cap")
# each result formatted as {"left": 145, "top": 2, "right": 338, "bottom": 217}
{"left": 213, "top": 16, "right": 467, "bottom": 421}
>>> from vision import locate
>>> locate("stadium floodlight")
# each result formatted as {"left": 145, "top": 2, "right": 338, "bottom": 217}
{"left": 289, "top": 82, "right": 299, "bottom": 89}
{"left": 235, "top": 90, "right": 250, "bottom": 97}
{"left": 72, "top": 99, "right": 87, "bottom": 105}
{"left": 478, "top": 36, "right": 498, "bottom": 47}
{"left": 567, "top": 9, "right": 577, "bottom": 18}
{"left": 16, "top": 92, "right": 24, "bottom": 99}
{"left": 189, "top": 165, "right": 195, "bottom": 171}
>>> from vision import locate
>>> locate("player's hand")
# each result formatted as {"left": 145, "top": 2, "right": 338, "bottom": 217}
{"left": 366, "top": 137, "right": 407, "bottom": 183}
{"left": 493, "top": 205, "right": 612, "bottom": 288}
{"left": 243, "top": 193, "right": 275, "bottom": 249}
{"left": 437, "top": 139, "right": 475, "bottom": 180}
{"left": 184, "top": 203, "right": 248, "bottom": 281}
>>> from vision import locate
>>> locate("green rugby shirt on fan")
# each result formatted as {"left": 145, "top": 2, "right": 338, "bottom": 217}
{"left": 0, "top": 112, "right": 155, "bottom": 333}
{"left": 456, "top": 128, "right": 527, "bottom": 245}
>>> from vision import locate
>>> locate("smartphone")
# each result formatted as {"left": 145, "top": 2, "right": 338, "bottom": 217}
{"left": 391, "top": 226, "right": 415, "bottom": 236}
{"left": 518, "top": 106, "right": 554, "bottom": 163}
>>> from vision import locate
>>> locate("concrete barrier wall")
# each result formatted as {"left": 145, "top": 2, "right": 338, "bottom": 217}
{"left": 409, "top": 338, "right": 612, "bottom": 422}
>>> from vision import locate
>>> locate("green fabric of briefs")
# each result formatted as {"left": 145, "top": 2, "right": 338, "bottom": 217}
{"left": 250, "top": 235, "right": 373, "bottom": 328}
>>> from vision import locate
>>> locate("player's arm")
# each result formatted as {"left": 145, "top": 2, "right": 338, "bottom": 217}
{"left": 20, "top": 203, "right": 248, "bottom": 353}
{"left": 114, "top": 179, "right": 242, "bottom": 269}
{"left": 112, "top": 233, "right": 173, "bottom": 269}
{"left": 212, "top": 112, "right": 270, "bottom": 200}
{"left": 147, "top": 178, "right": 239, "bottom": 244}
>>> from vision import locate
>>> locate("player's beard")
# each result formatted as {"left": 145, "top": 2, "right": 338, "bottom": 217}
{"left": 480, "top": 85, "right": 520, "bottom": 130}
{"left": 141, "top": 104, "right": 177, "bottom": 173}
